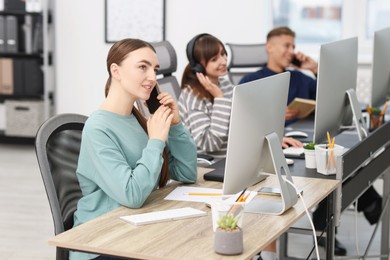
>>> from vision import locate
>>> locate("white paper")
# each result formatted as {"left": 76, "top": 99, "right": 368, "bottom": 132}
{"left": 164, "top": 186, "right": 226, "bottom": 204}
{"left": 164, "top": 186, "right": 257, "bottom": 205}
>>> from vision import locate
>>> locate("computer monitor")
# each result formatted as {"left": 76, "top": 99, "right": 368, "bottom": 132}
{"left": 371, "top": 27, "right": 390, "bottom": 108}
{"left": 313, "top": 37, "right": 365, "bottom": 143}
{"left": 222, "top": 72, "right": 298, "bottom": 215}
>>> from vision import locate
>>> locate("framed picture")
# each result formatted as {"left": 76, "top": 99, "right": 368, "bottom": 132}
{"left": 105, "top": 0, "right": 165, "bottom": 43}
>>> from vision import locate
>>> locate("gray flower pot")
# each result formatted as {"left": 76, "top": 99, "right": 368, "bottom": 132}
{"left": 214, "top": 228, "right": 243, "bottom": 255}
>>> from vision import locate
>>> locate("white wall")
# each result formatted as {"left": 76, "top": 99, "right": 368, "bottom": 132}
{"left": 54, "top": 0, "right": 266, "bottom": 115}
{"left": 54, "top": 0, "right": 110, "bottom": 115}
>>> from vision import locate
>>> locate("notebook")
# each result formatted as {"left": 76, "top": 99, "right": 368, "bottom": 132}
{"left": 120, "top": 207, "right": 207, "bottom": 226}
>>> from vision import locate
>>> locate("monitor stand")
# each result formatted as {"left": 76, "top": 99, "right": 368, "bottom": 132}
{"left": 346, "top": 89, "right": 368, "bottom": 141}
{"left": 244, "top": 132, "right": 298, "bottom": 215}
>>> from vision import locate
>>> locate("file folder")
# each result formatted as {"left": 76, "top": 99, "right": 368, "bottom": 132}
{"left": 5, "top": 15, "right": 18, "bottom": 53}
{"left": 0, "top": 16, "right": 5, "bottom": 52}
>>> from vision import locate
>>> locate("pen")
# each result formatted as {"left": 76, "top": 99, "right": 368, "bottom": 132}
{"left": 227, "top": 188, "right": 248, "bottom": 216}
{"left": 235, "top": 188, "right": 247, "bottom": 202}
{"left": 184, "top": 192, "right": 224, "bottom": 197}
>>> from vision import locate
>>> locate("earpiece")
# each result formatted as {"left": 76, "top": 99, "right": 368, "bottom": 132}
{"left": 186, "top": 33, "right": 211, "bottom": 75}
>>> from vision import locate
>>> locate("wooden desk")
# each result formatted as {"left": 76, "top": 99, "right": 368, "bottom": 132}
{"left": 49, "top": 169, "right": 339, "bottom": 260}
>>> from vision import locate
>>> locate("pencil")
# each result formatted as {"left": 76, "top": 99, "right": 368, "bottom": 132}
{"left": 378, "top": 102, "right": 388, "bottom": 127}
{"left": 184, "top": 192, "right": 223, "bottom": 196}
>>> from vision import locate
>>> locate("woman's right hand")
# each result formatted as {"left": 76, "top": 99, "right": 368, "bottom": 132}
{"left": 147, "top": 105, "right": 174, "bottom": 142}
{"left": 196, "top": 72, "right": 224, "bottom": 98}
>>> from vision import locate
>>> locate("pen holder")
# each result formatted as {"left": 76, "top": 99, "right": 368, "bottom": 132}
{"left": 211, "top": 201, "right": 244, "bottom": 255}
{"left": 369, "top": 113, "right": 384, "bottom": 132}
{"left": 315, "top": 144, "right": 344, "bottom": 175}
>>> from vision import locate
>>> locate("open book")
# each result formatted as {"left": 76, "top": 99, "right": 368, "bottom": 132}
{"left": 288, "top": 98, "right": 316, "bottom": 119}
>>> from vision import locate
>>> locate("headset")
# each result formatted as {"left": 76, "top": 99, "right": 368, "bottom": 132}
{"left": 186, "top": 33, "right": 211, "bottom": 75}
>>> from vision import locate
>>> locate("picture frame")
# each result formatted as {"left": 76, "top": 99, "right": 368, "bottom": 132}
{"left": 105, "top": 0, "right": 165, "bottom": 43}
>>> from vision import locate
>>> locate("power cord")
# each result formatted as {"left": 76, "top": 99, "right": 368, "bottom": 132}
{"left": 354, "top": 200, "right": 361, "bottom": 256}
{"left": 285, "top": 179, "right": 320, "bottom": 260}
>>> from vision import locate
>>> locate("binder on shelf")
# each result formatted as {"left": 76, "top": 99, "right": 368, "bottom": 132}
{"left": 12, "top": 59, "right": 24, "bottom": 95}
{"left": 23, "top": 15, "right": 33, "bottom": 54}
{"left": 23, "top": 59, "right": 43, "bottom": 96}
{"left": 4, "top": 0, "right": 25, "bottom": 11}
{"left": 0, "top": 0, "right": 4, "bottom": 11}
{"left": 0, "top": 58, "right": 14, "bottom": 95}
{"left": 5, "top": 15, "right": 18, "bottom": 53}
{"left": 0, "top": 16, "right": 5, "bottom": 53}
{"left": 32, "top": 16, "right": 43, "bottom": 53}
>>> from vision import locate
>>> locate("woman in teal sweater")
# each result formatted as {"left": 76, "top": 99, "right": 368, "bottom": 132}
{"left": 71, "top": 39, "right": 198, "bottom": 260}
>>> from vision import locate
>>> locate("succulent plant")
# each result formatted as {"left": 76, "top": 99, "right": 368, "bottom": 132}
{"left": 217, "top": 214, "right": 239, "bottom": 231}
{"left": 303, "top": 142, "right": 316, "bottom": 150}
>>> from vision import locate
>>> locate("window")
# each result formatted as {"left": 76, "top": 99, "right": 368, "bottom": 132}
{"left": 272, "top": 0, "right": 342, "bottom": 45}
{"left": 366, "top": 0, "right": 390, "bottom": 38}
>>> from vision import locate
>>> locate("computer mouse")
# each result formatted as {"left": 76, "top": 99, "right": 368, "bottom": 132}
{"left": 286, "top": 158, "right": 294, "bottom": 165}
{"left": 285, "top": 130, "right": 309, "bottom": 138}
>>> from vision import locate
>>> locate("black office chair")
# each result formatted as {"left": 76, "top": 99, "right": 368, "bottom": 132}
{"left": 35, "top": 113, "right": 87, "bottom": 260}
{"left": 225, "top": 43, "right": 267, "bottom": 85}
{"left": 136, "top": 40, "right": 181, "bottom": 117}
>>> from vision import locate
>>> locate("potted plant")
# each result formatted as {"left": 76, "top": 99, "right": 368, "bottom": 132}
{"left": 214, "top": 213, "right": 243, "bottom": 255}
{"left": 303, "top": 142, "right": 316, "bottom": 169}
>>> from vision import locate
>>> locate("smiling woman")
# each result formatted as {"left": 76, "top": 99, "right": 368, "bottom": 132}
{"left": 70, "top": 38, "right": 197, "bottom": 260}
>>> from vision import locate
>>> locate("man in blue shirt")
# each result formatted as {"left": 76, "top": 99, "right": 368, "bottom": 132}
{"left": 239, "top": 26, "right": 318, "bottom": 126}
{"left": 240, "top": 26, "right": 348, "bottom": 256}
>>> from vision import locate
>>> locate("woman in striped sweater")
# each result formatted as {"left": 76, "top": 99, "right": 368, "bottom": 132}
{"left": 178, "top": 33, "right": 301, "bottom": 160}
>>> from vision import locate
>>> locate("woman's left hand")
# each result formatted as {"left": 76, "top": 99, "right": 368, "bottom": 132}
{"left": 157, "top": 92, "right": 181, "bottom": 125}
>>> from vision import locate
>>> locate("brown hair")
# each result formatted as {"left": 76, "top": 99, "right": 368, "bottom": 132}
{"left": 181, "top": 34, "right": 227, "bottom": 102}
{"left": 266, "top": 26, "right": 295, "bottom": 42}
{"left": 105, "top": 38, "right": 169, "bottom": 188}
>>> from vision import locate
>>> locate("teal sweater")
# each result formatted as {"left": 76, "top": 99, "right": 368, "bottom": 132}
{"left": 70, "top": 110, "right": 197, "bottom": 260}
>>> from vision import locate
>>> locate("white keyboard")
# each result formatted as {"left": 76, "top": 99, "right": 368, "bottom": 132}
{"left": 120, "top": 207, "right": 207, "bottom": 226}
{"left": 283, "top": 147, "right": 304, "bottom": 157}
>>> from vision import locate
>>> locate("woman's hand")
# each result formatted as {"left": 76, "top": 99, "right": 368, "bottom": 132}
{"left": 196, "top": 72, "right": 224, "bottom": 98}
{"left": 147, "top": 105, "right": 174, "bottom": 142}
{"left": 157, "top": 92, "right": 180, "bottom": 125}
{"left": 282, "top": 137, "right": 303, "bottom": 149}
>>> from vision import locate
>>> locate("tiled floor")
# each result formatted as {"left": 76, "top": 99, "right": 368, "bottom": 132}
{"left": 0, "top": 144, "right": 385, "bottom": 259}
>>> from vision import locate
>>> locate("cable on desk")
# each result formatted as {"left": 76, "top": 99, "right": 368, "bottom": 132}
{"left": 284, "top": 179, "right": 320, "bottom": 260}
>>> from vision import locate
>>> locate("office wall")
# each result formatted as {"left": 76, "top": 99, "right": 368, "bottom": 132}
{"left": 54, "top": 1, "right": 373, "bottom": 115}
{"left": 54, "top": 0, "right": 266, "bottom": 115}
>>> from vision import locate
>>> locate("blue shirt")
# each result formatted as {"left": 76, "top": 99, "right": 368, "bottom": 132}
{"left": 70, "top": 110, "right": 197, "bottom": 260}
{"left": 239, "top": 66, "right": 317, "bottom": 125}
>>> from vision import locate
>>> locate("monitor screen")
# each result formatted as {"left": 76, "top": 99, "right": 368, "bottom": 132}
{"left": 313, "top": 37, "right": 358, "bottom": 144}
{"left": 222, "top": 72, "right": 290, "bottom": 195}
{"left": 371, "top": 27, "right": 390, "bottom": 108}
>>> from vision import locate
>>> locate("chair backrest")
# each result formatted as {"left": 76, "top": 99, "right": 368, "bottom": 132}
{"left": 226, "top": 43, "right": 267, "bottom": 85}
{"left": 35, "top": 113, "right": 87, "bottom": 260}
{"left": 137, "top": 41, "right": 181, "bottom": 117}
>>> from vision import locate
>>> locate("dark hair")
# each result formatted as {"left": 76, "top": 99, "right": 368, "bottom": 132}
{"left": 105, "top": 38, "right": 169, "bottom": 188}
{"left": 266, "top": 26, "right": 295, "bottom": 42}
{"left": 181, "top": 34, "right": 227, "bottom": 102}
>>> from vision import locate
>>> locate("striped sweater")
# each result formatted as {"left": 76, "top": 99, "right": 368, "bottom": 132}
{"left": 178, "top": 77, "right": 234, "bottom": 158}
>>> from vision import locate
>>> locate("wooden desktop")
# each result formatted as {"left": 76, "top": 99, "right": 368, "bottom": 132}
{"left": 48, "top": 168, "right": 339, "bottom": 260}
